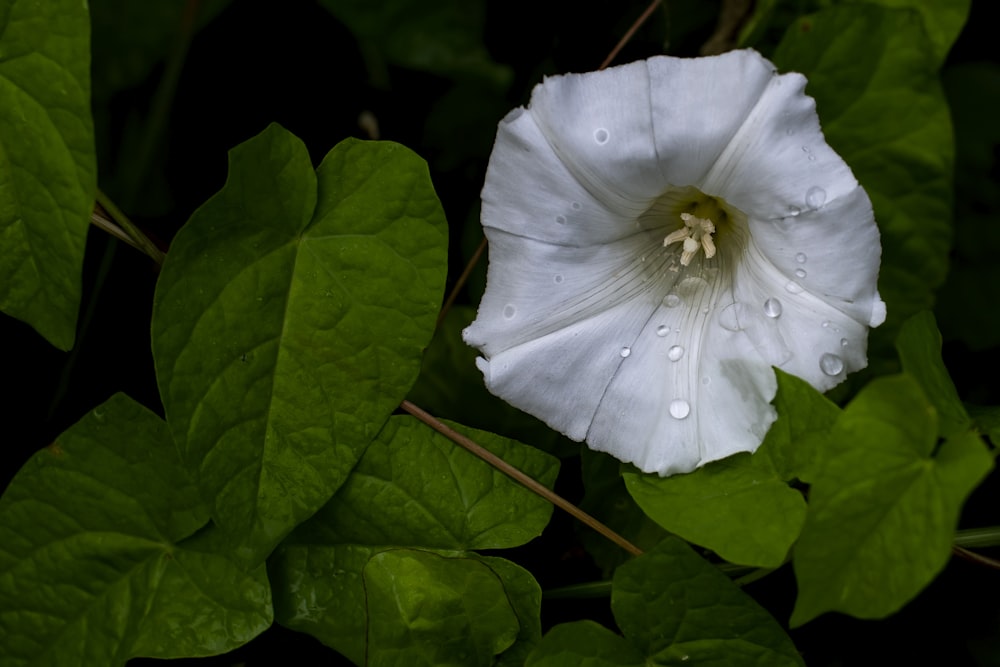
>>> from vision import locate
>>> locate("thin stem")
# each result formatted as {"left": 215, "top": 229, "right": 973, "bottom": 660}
{"left": 954, "top": 526, "right": 1000, "bottom": 549}
{"left": 952, "top": 545, "right": 1000, "bottom": 571}
{"left": 598, "top": 0, "right": 663, "bottom": 71}
{"left": 95, "top": 190, "right": 166, "bottom": 266}
{"left": 90, "top": 208, "right": 141, "bottom": 250}
{"left": 400, "top": 400, "right": 643, "bottom": 557}
{"left": 436, "top": 238, "right": 486, "bottom": 328}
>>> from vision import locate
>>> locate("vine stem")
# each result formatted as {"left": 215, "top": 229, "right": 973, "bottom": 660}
{"left": 598, "top": 0, "right": 663, "bottom": 71}
{"left": 952, "top": 545, "right": 1000, "bottom": 571}
{"left": 94, "top": 189, "right": 166, "bottom": 266}
{"left": 400, "top": 400, "right": 643, "bottom": 557}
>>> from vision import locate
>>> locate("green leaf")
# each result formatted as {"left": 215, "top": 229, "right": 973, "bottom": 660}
{"left": 773, "top": 5, "right": 954, "bottom": 336}
{"left": 298, "top": 416, "right": 558, "bottom": 551}
{"left": 525, "top": 621, "right": 643, "bottom": 667}
{"left": 625, "top": 454, "right": 804, "bottom": 568}
{"left": 152, "top": 124, "right": 448, "bottom": 564}
{"left": 763, "top": 369, "right": 841, "bottom": 483}
{"left": 623, "top": 372, "right": 834, "bottom": 568}
{"left": 896, "top": 311, "right": 971, "bottom": 439}
{"left": 529, "top": 538, "right": 805, "bottom": 666}
{"left": 791, "top": 374, "right": 993, "bottom": 625}
{"left": 318, "top": 0, "right": 510, "bottom": 88}
{"left": 846, "top": 0, "right": 969, "bottom": 66}
{"left": 270, "top": 416, "right": 556, "bottom": 663}
{"left": 0, "top": 394, "right": 272, "bottom": 666}
{"left": 364, "top": 549, "right": 520, "bottom": 667}
{"left": 478, "top": 556, "right": 543, "bottom": 667}
{"left": 0, "top": 0, "right": 96, "bottom": 349}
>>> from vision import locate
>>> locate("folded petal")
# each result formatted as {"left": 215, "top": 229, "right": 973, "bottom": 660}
{"left": 700, "top": 68, "right": 858, "bottom": 221}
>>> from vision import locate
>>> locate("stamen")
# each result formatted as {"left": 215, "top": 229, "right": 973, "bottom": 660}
{"left": 664, "top": 212, "right": 717, "bottom": 266}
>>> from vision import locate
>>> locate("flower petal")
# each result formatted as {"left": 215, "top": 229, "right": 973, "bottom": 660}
{"left": 480, "top": 107, "right": 636, "bottom": 246}
{"left": 528, "top": 51, "right": 777, "bottom": 207}
{"left": 745, "top": 186, "right": 884, "bottom": 327}
{"left": 700, "top": 68, "right": 857, "bottom": 222}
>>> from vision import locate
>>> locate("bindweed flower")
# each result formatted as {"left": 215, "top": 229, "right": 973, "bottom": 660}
{"left": 463, "top": 50, "right": 885, "bottom": 476}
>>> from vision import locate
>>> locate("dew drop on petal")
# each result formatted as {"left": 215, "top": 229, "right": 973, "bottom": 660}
{"left": 656, "top": 324, "right": 670, "bottom": 337}
{"left": 795, "top": 252, "right": 807, "bottom": 263}
{"left": 821, "top": 320, "right": 831, "bottom": 328}
{"left": 594, "top": 128, "right": 610, "bottom": 144}
{"left": 669, "top": 399, "right": 691, "bottom": 419}
{"left": 553, "top": 274, "right": 564, "bottom": 284}
{"left": 664, "top": 293, "right": 681, "bottom": 308}
{"left": 718, "top": 303, "right": 743, "bottom": 331}
{"left": 667, "top": 345, "right": 684, "bottom": 361}
{"left": 620, "top": 346, "right": 631, "bottom": 358}
{"left": 795, "top": 268, "right": 807, "bottom": 279}
{"left": 785, "top": 280, "right": 804, "bottom": 294}
{"left": 502, "top": 304, "right": 516, "bottom": 319}
{"left": 808, "top": 154, "right": 817, "bottom": 161}
{"left": 555, "top": 215, "right": 566, "bottom": 225}
{"left": 571, "top": 201, "right": 582, "bottom": 210}
{"left": 788, "top": 205, "right": 801, "bottom": 217}
{"left": 820, "top": 353, "right": 844, "bottom": 376}
{"left": 840, "top": 338, "right": 849, "bottom": 347}
{"left": 701, "top": 376, "right": 711, "bottom": 386}
{"left": 763, "top": 298, "right": 782, "bottom": 318}
{"left": 806, "top": 186, "right": 827, "bottom": 208}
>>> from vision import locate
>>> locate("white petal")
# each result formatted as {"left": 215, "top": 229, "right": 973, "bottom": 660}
{"left": 586, "top": 271, "right": 777, "bottom": 475}
{"left": 745, "top": 186, "right": 883, "bottom": 326}
{"left": 527, "top": 51, "right": 776, "bottom": 208}
{"left": 700, "top": 68, "right": 858, "bottom": 221}
{"left": 463, "top": 228, "right": 664, "bottom": 357}
{"left": 480, "top": 107, "right": 639, "bottom": 246}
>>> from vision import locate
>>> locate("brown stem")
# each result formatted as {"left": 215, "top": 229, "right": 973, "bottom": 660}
{"left": 400, "top": 400, "right": 643, "bottom": 557}
{"left": 952, "top": 545, "right": 1000, "bottom": 571}
{"left": 436, "top": 237, "right": 487, "bottom": 328}
{"left": 598, "top": 0, "right": 663, "bottom": 71}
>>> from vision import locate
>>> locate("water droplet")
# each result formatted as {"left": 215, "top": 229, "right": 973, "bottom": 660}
{"left": 795, "top": 252, "right": 807, "bottom": 263}
{"left": 718, "top": 303, "right": 744, "bottom": 331}
{"left": 664, "top": 294, "right": 681, "bottom": 308}
{"left": 763, "top": 298, "right": 782, "bottom": 318}
{"left": 788, "top": 206, "right": 801, "bottom": 217}
{"left": 819, "top": 353, "right": 844, "bottom": 376}
{"left": 553, "top": 274, "right": 564, "bottom": 284}
{"left": 840, "top": 338, "right": 849, "bottom": 347}
{"left": 667, "top": 345, "right": 684, "bottom": 361}
{"left": 821, "top": 320, "right": 831, "bottom": 328}
{"left": 669, "top": 399, "right": 691, "bottom": 419}
{"left": 656, "top": 324, "right": 670, "bottom": 337}
{"left": 808, "top": 154, "right": 817, "bottom": 161}
{"left": 795, "top": 268, "right": 807, "bottom": 279}
{"left": 801, "top": 146, "right": 810, "bottom": 153}
{"left": 620, "top": 347, "right": 631, "bottom": 358}
{"left": 701, "top": 376, "right": 711, "bottom": 385}
{"left": 571, "top": 201, "right": 582, "bottom": 210}
{"left": 555, "top": 215, "right": 566, "bottom": 225}
{"left": 785, "top": 280, "right": 804, "bottom": 294}
{"left": 502, "top": 304, "right": 516, "bottom": 319}
{"left": 594, "top": 128, "right": 609, "bottom": 144}
{"left": 785, "top": 128, "right": 794, "bottom": 136}
{"left": 805, "top": 186, "right": 827, "bottom": 208}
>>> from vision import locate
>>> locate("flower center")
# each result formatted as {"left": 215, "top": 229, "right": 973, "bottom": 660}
{"left": 663, "top": 212, "right": 716, "bottom": 266}
{"left": 659, "top": 194, "right": 734, "bottom": 267}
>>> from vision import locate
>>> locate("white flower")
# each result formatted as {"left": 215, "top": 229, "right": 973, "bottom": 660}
{"left": 463, "top": 50, "right": 885, "bottom": 476}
